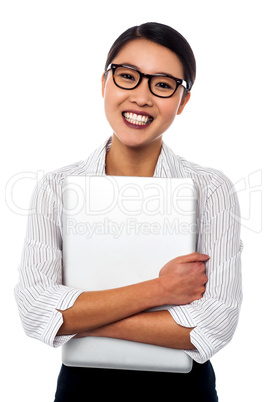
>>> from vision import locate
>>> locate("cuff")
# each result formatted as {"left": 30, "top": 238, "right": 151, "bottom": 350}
{"left": 168, "top": 305, "right": 215, "bottom": 364}
{"left": 42, "top": 287, "right": 83, "bottom": 348}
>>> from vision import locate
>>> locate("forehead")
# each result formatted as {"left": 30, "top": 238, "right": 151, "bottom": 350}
{"left": 112, "top": 38, "right": 184, "bottom": 77}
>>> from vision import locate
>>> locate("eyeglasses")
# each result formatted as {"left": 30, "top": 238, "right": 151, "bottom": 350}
{"left": 106, "top": 64, "right": 188, "bottom": 98}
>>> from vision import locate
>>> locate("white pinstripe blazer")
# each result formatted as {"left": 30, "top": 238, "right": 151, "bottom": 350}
{"left": 14, "top": 137, "right": 243, "bottom": 364}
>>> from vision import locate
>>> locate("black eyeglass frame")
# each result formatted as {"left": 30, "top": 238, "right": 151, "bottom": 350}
{"left": 106, "top": 63, "right": 188, "bottom": 98}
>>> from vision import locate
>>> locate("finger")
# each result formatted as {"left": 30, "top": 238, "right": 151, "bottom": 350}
{"left": 175, "top": 252, "right": 210, "bottom": 263}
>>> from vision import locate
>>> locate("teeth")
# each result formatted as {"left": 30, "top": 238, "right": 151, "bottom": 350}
{"left": 123, "top": 112, "right": 153, "bottom": 125}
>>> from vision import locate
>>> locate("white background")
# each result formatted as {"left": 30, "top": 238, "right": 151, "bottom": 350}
{"left": 1, "top": 0, "right": 266, "bottom": 400}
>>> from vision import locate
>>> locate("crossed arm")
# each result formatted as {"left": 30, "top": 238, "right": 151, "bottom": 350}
{"left": 57, "top": 252, "right": 209, "bottom": 350}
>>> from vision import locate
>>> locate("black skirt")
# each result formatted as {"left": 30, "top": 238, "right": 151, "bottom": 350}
{"left": 54, "top": 360, "right": 218, "bottom": 401}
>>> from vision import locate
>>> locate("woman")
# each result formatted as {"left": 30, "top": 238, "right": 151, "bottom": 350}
{"left": 15, "top": 22, "right": 242, "bottom": 401}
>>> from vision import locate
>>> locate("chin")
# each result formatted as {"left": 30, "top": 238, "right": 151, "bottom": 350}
{"left": 114, "top": 132, "right": 162, "bottom": 150}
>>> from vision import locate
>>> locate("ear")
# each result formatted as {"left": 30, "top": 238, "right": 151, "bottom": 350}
{"left": 177, "top": 91, "right": 191, "bottom": 115}
{"left": 101, "top": 73, "right": 106, "bottom": 98}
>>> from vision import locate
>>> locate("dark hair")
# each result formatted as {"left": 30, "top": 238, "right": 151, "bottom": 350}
{"left": 104, "top": 22, "right": 196, "bottom": 92}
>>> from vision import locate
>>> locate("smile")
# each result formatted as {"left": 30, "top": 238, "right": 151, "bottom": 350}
{"left": 122, "top": 112, "right": 153, "bottom": 126}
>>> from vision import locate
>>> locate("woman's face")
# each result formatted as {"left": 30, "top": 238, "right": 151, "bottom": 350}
{"left": 102, "top": 38, "right": 190, "bottom": 149}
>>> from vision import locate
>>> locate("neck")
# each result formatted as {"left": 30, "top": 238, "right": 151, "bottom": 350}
{"left": 105, "top": 135, "right": 162, "bottom": 177}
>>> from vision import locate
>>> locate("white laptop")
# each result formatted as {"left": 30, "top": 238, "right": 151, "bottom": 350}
{"left": 61, "top": 175, "right": 196, "bottom": 373}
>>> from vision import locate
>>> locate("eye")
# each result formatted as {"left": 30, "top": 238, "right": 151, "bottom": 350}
{"left": 114, "top": 66, "right": 140, "bottom": 88}
{"left": 151, "top": 76, "right": 177, "bottom": 97}
{"left": 152, "top": 76, "right": 176, "bottom": 91}
{"left": 155, "top": 82, "right": 172, "bottom": 89}
{"left": 119, "top": 73, "right": 136, "bottom": 81}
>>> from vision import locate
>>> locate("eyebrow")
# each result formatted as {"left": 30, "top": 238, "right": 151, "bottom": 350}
{"left": 121, "top": 62, "right": 139, "bottom": 69}
{"left": 120, "top": 62, "right": 174, "bottom": 77}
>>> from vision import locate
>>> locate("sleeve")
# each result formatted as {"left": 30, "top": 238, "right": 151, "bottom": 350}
{"left": 14, "top": 175, "right": 83, "bottom": 348}
{"left": 168, "top": 174, "right": 243, "bottom": 363}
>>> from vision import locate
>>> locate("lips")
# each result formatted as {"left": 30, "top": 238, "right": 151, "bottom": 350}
{"left": 122, "top": 111, "right": 154, "bottom": 128}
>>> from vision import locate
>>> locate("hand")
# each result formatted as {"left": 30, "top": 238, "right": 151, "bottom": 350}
{"left": 158, "top": 252, "right": 209, "bottom": 306}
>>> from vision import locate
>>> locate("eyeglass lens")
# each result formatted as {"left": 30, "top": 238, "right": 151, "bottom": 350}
{"left": 113, "top": 66, "right": 178, "bottom": 97}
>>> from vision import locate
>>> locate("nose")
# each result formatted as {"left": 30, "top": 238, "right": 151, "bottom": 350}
{"left": 129, "top": 78, "right": 153, "bottom": 107}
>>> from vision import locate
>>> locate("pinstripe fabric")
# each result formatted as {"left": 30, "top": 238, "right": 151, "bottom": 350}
{"left": 14, "top": 137, "right": 242, "bottom": 363}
